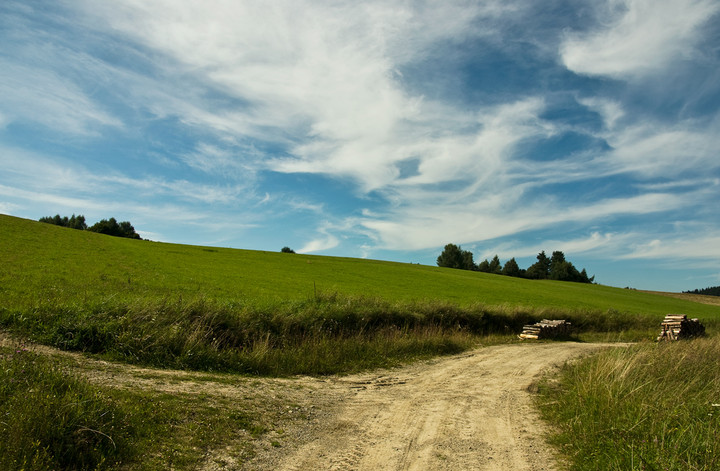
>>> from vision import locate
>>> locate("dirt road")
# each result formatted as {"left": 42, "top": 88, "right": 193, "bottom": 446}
{"left": 1, "top": 332, "right": 614, "bottom": 470}
{"left": 250, "top": 342, "right": 612, "bottom": 471}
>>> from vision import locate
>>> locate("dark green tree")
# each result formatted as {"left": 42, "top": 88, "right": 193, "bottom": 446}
{"left": 548, "top": 251, "right": 594, "bottom": 283}
{"left": 477, "top": 259, "right": 490, "bottom": 272}
{"left": 502, "top": 257, "right": 522, "bottom": 277}
{"left": 526, "top": 251, "right": 551, "bottom": 279}
{"left": 462, "top": 250, "right": 477, "bottom": 271}
{"left": 579, "top": 268, "right": 595, "bottom": 284}
{"left": 88, "top": 218, "right": 141, "bottom": 239}
{"left": 549, "top": 251, "right": 570, "bottom": 280}
{"left": 437, "top": 243, "right": 463, "bottom": 269}
{"left": 39, "top": 214, "right": 86, "bottom": 231}
{"left": 68, "top": 214, "right": 87, "bottom": 230}
{"left": 437, "top": 243, "right": 475, "bottom": 270}
{"left": 488, "top": 255, "right": 502, "bottom": 274}
{"left": 281, "top": 246, "right": 295, "bottom": 253}
{"left": 684, "top": 285, "right": 720, "bottom": 296}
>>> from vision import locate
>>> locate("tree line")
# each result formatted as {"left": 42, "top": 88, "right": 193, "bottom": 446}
{"left": 39, "top": 214, "right": 142, "bottom": 240}
{"left": 683, "top": 286, "right": 720, "bottom": 297}
{"left": 436, "top": 243, "right": 594, "bottom": 284}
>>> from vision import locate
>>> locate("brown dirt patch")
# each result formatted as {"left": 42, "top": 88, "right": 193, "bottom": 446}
{"left": 1, "top": 332, "right": 621, "bottom": 470}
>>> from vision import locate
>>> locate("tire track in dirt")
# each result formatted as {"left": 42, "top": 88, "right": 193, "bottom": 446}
{"left": 251, "top": 342, "right": 619, "bottom": 471}
{"left": 1, "top": 333, "right": 620, "bottom": 470}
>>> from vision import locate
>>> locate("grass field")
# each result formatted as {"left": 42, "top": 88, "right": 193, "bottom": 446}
{"left": 538, "top": 337, "right": 720, "bottom": 470}
{"left": 3, "top": 213, "right": 720, "bottom": 470}
{"left": 0, "top": 338, "right": 290, "bottom": 470}
{"left": 2, "top": 213, "right": 716, "bottom": 315}
{"left": 2, "top": 212, "right": 719, "bottom": 376}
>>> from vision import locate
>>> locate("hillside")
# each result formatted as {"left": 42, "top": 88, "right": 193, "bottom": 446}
{"left": 2, "top": 214, "right": 719, "bottom": 470}
{"left": 2, "top": 214, "right": 716, "bottom": 318}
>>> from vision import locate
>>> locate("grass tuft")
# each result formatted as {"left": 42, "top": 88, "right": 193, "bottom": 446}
{"left": 0, "top": 343, "right": 135, "bottom": 470}
{"left": 537, "top": 337, "right": 720, "bottom": 470}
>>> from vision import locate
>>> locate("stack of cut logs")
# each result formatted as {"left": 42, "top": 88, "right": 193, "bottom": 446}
{"left": 519, "top": 319, "right": 572, "bottom": 340}
{"left": 657, "top": 314, "right": 705, "bottom": 341}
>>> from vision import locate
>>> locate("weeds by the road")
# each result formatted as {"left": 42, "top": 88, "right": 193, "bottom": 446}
{"left": 0, "top": 344, "right": 133, "bottom": 469}
{"left": 538, "top": 337, "right": 720, "bottom": 470}
{"left": 0, "top": 293, "right": 659, "bottom": 376}
{"left": 0, "top": 341, "right": 283, "bottom": 470}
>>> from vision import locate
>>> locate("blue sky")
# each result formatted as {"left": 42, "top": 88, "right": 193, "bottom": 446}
{"left": 1, "top": 0, "right": 719, "bottom": 292}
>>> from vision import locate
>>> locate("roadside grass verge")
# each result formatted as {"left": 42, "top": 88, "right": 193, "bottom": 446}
{"left": 1, "top": 344, "right": 133, "bottom": 470}
{"left": 0, "top": 293, "right": 665, "bottom": 376}
{"left": 0, "top": 341, "right": 287, "bottom": 470}
{"left": 537, "top": 337, "right": 720, "bottom": 470}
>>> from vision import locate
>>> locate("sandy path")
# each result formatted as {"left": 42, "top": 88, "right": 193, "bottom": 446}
{"left": 1, "top": 332, "right": 615, "bottom": 470}
{"left": 251, "top": 342, "right": 613, "bottom": 471}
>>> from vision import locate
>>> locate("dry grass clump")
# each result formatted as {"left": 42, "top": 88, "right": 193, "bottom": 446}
{"left": 538, "top": 337, "right": 720, "bottom": 470}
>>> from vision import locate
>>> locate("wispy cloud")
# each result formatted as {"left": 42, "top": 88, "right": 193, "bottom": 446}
{"left": 560, "top": 0, "right": 720, "bottom": 79}
{"left": 0, "top": 60, "right": 122, "bottom": 135}
{"left": 298, "top": 227, "right": 340, "bottom": 254}
{"left": 604, "top": 121, "right": 720, "bottom": 177}
{"left": 1, "top": 0, "right": 719, "bottom": 290}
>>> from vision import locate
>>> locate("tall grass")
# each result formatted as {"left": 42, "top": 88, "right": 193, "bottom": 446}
{"left": 0, "top": 292, "right": 669, "bottom": 375}
{"left": 0, "top": 344, "right": 135, "bottom": 470}
{"left": 0, "top": 341, "right": 281, "bottom": 470}
{"left": 0, "top": 293, "right": 514, "bottom": 375}
{"left": 538, "top": 337, "right": 720, "bottom": 470}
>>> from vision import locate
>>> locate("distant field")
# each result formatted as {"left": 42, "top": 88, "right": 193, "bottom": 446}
{"left": 1, "top": 213, "right": 719, "bottom": 375}
{"left": 640, "top": 290, "right": 720, "bottom": 307}
{"left": 2, "top": 214, "right": 717, "bottom": 317}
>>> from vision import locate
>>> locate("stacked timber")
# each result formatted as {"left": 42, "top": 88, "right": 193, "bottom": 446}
{"left": 519, "top": 319, "right": 572, "bottom": 340}
{"left": 657, "top": 314, "right": 705, "bottom": 341}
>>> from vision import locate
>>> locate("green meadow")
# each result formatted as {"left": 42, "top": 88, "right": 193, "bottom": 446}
{"left": 2, "top": 212, "right": 719, "bottom": 376}
{"left": 2, "top": 213, "right": 716, "bottom": 315}
{"left": 3, "top": 213, "right": 720, "bottom": 470}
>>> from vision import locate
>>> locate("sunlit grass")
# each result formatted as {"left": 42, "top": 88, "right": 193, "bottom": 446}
{"left": 538, "top": 337, "right": 720, "bottom": 470}
{"left": 2, "top": 213, "right": 719, "bottom": 375}
{"left": 0, "top": 340, "right": 289, "bottom": 470}
{"left": 2, "top": 214, "right": 717, "bottom": 318}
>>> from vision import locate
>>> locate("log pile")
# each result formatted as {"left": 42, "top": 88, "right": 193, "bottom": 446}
{"left": 657, "top": 314, "right": 705, "bottom": 341}
{"left": 519, "top": 319, "right": 572, "bottom": 340}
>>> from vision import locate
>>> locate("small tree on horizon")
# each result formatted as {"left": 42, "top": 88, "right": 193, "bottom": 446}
{"left": 502, "top": 257, "right": 522, "bottom": 277}
{"left": 281, "top": 246, "right": 295, "bottom": 253}
{"left": 437, "top": 243, "right": 476, "bottom": 270}
{"left": 39, "top": 214, "right": 86, "bottom": 230}
{"left": 88, "top": 218, "right": 141, "bottom": 239}
{"left": 488, "top": 255, "right": 502, "bottom": 274}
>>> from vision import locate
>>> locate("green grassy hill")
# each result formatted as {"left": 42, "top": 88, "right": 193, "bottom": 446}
{"left": 1, "top": 214, "right": 715, "bottom": 317}
{"left": 1, "top": 213, "right": 718, "bottom": 375}
{"left": 3, "top": 214, "right": 718, "bottom": 469}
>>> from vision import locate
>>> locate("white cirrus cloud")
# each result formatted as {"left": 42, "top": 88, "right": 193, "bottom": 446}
{"left": 0, "top": 60, "right": 122, "bottom": 135}
{"left": 560, "top": 0, "right": 719, "bottom": 79}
